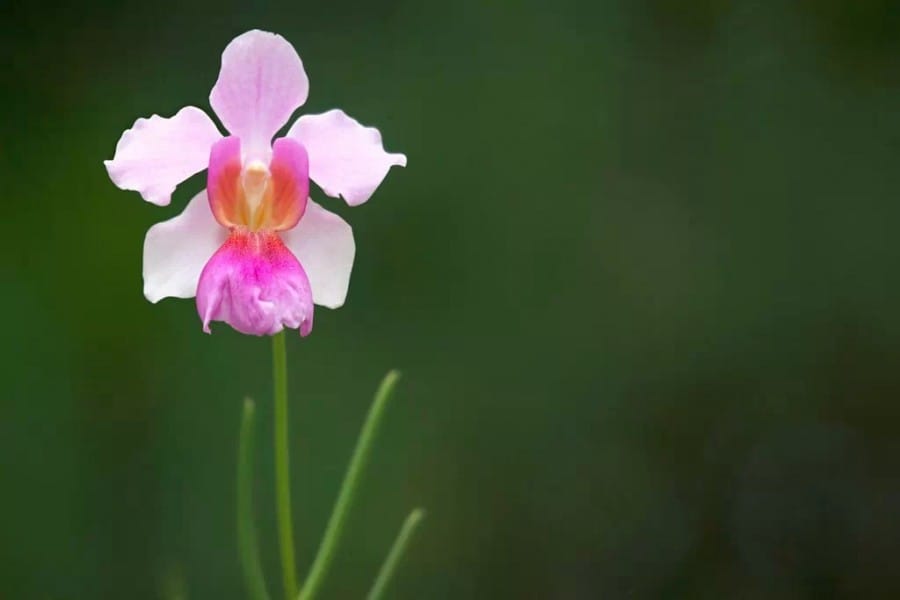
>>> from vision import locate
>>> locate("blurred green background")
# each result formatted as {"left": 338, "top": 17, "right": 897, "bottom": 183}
{"left": 3, "top": 0, "right": 900, "bottom": 597}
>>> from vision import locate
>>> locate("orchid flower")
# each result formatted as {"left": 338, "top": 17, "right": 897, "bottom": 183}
{"left": 105, "top": 30, "right": 406, "bottom": 336}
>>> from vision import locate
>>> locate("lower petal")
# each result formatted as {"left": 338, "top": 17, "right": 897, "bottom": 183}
{"left": 197, "top": 231, "right": 314, "bottom": 336}
{"left": 143, "top": 189, "right": 227, "bottom": 302}
{"left": 281, "top": 200, "right": 355, "bottom": 309}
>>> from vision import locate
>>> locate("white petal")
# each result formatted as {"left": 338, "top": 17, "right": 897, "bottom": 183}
{"left": 143, "top": 189, "right": 227, "bottom": 302}
{"left": 105, "top": 106, "right": 222, "bottom": 206}
{"left": 287, "top": 109, "right": 406, "bottom": 206}
{"left": 281, "top": 200, "right": 355, "bottom": 308}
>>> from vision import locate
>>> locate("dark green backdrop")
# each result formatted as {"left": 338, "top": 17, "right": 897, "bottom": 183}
{"left": 3, "top": 1, "right": 900, "bottom": 597}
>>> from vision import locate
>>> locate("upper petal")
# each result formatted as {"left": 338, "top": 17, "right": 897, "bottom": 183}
{"left": 143, "top": 189, "right": 227, "bottom": 302}
{"left": 210, "top": 30, "right": 309, "bottom": 156}
{"left": 105, "top": 107, "right": 222, "bottom": 206}
{"left": 287, "top": 109, "right": 406, "bottom": 206}
{"left": 281, "top": 200, "right": 355, "bottom": 309}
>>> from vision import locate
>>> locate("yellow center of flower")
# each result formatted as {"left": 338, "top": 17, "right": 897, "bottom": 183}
{"left": 208, "top": 137, "right": 306, "bottom": 233}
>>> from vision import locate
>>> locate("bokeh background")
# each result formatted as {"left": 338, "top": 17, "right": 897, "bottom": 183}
{"left": 3, "top": 0, "right": 900, "bottom": 597}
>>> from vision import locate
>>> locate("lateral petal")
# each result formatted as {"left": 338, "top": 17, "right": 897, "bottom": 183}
{"left": 105, "top": 107, "right": 222, "bottom": 206}
{"left": 287, "top": 109, "right": 406, "bottom": 206}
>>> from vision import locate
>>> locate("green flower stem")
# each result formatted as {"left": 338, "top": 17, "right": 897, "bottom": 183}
{"left": 366, "top": 508, "right": 426, "bottom": 600}
{"left": 238, "top": 398, "right": 272, "bottom": 600}
{"left": 298, "top": 371, "right": 402, "bottom": 600}
{"left": 273, "top": 332, "right": 298, "bottom": 600}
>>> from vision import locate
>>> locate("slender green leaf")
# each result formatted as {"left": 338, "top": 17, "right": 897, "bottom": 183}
{"left": 367, "top": 508, "right": 427, "bottom": 600}
{"left": 298, "top": 371, "right": 402, "bottom": 600}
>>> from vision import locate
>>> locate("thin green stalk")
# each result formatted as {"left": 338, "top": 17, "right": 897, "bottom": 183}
{"left": 366, "top": 509, "right": 426, "bottom": 600}
{"left": 238, "top": 398, "right": 272, "bottom": 600}
{"left": 298, "top": 371, "right": 402, "bottom": 600}
{"left": 273, "top": 332, "right": 298, "bottom": 600}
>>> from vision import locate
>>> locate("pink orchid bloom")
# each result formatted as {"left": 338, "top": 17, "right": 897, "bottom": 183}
{"left": 105, "top": 30, "right": 406, "bottom": 336}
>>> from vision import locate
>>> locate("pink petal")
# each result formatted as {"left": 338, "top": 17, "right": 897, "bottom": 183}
{"left": 287, "top": 109, "right": 406, "bottom": 206}
{"left": 105, "top": 107, "right": 222, "bottom": 206}
{"left": 281, "top": 200, "right": 355, "bottom": 309}
{"left": 143, "top": 189, "right": 228, "bottom": 302}
{"left": 265, "top": 137, "right": 310, "bottom": 231}
{"left": 210, "top": 30, "right": 309, "bottom": 157}
{"left": 197, "top": 231, "right": 314, "bottom": 336}
{"left": 207, "top": 136, "right": 245, "bottom": 227}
